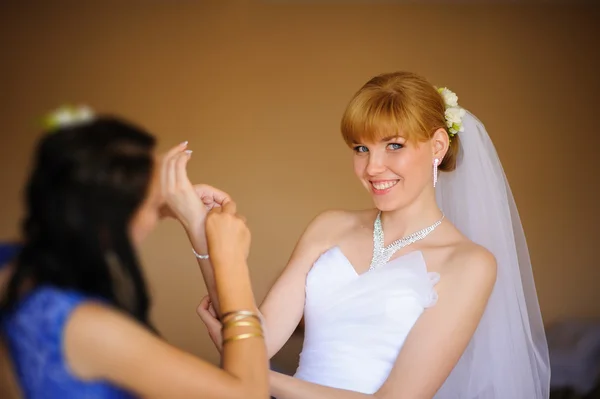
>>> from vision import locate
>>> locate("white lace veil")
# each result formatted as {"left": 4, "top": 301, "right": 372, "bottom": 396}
{"left": 434, "top": 111, "right": 550, "bottom": 398}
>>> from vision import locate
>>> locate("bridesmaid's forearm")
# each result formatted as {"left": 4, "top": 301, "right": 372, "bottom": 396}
{"left": 213, "top": 258, "right": 257, "bottom": 314}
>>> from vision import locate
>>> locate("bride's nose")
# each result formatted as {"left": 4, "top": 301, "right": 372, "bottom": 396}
{"left": 366, "top": 152, "right": 387, "bottom": 176}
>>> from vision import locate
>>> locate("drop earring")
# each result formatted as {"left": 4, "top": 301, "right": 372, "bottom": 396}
{"left": 433, "top": 159, "right": 439, "bottom": 187}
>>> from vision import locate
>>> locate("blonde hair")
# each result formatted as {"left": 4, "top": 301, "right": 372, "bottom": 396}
{"left": 341, "top": 71, "right": 459, "bottom": 171}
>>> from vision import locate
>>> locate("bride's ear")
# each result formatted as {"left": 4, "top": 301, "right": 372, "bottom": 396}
{"left": 431, "top": 128, "right": 449, "bottom": 159}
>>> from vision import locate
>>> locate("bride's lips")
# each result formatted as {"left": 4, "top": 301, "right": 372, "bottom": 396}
{"left": 370, "top": 179, "right": 399, "bottom": 195}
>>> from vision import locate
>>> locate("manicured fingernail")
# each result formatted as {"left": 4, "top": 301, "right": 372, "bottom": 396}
{"left": 185, "top": 150, "right": 193, "bottom": 155}
{"left": 181, "top": 141, "right": 189, "bottom": 146}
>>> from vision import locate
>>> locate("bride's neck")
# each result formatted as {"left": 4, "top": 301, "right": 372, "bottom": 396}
{"left": 379, "top": 194, "right": 443, "bottom": 240}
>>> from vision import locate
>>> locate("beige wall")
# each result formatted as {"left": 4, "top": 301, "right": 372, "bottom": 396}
{"left": 1, "top": 1, "right": 599, "bottom": 373}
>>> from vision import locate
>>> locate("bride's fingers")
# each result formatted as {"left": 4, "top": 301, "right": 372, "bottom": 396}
{"left": 197, "top": 296, "right": 217, "bottom": 320}
{"left": 175, "top": 150, "right": 193, "bottom": 190}
{"left": 197, "top": 295, "right": 211, "bottom": 313}
{"left": 192, "top": 184, "right": 231, "bottom": 209}
{"left": 207, "top": 188, "right": 231, "bottom": 208}
{"left": 208, "top": 302, "right": 218, "bottom": 319}
{"left": 167, "top": 151, "right": 184, "bottom": 193}
{"left": 160, "top": 141, "right": 188, "bottom": 162}
{"left": 197, "top": 302, "right": 222, "bottom": 330}
{"left": 160, "top": 142, "right": 188, "bottom": 194}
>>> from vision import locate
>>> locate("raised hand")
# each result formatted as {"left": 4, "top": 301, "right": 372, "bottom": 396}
{"left": 160, "top": 184, "right": 231, "bottom": 221}
{"left": 191, "top": 184, "right": 231, "bottom": 212}
{"left": 160, "top": 142, "right": 204, "bottom": 231}
{"left": 159, "top": 143, "right": 231, "bottom": 235}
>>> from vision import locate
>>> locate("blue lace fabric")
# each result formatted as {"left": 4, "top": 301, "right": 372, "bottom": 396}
{"left": 1, "top": 285, "right": 136, "bottom": 398}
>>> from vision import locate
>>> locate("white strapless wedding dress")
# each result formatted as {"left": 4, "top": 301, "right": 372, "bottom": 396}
{"left": 294, "top": 246, "right": 439, "bottom": 394}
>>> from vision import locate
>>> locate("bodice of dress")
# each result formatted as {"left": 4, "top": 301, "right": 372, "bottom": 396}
{"left": 294, "top": 246, "right": 439, "bottom": 394}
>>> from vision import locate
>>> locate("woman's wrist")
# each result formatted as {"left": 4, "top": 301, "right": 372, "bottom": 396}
{"left": 185, "top": 217, "right": 208, "bottom": 251}
{"left": 216, "top": 268, "right": 255, "bottom": 314}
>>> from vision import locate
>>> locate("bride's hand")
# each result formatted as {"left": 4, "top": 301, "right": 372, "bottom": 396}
{"left": 159, "top": 143, "right": 230, "bottom": 234}
{"left": 192, "top": 184, "right": 231, "bottom": 212}
{"left": 160, "top": 184, "right": 231, "bottom": 221}
{"left": 197, "top": 295, "right": 223, "bottom": 352}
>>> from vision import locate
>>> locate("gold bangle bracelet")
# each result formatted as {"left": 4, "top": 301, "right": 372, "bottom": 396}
{"left": 222, "top": 313, "right": 262, "bottom": 324}
{"left": 222, "top": 332, "right": 264, "bottom": 345}
{"left": 222, "top": 320, "right": 262, "bottom": 330}
{"left": 221, "top": 310, "right": 259, "bottom": 322}
{"left": 222, "top": 327, "right": 263, "bottom": 341}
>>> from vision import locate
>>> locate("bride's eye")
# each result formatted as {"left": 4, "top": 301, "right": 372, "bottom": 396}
{"left": 387, "top": 143, "right": 403, "bottom": 150}
{"left": 353, "top": 145, "right": 369, "bottom": 153}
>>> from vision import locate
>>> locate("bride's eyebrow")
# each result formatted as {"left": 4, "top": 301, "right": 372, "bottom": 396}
{"left": 350, "top": 135, "right": 405, "bottom": 145}
{"left": 380, "top": 135, "right": 404, "bottom": 142}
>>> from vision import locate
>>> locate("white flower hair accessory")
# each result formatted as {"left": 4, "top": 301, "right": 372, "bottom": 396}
{"left": 42, "top": 104, "right": 95, "bottom": 131}
{"left": 437, "top": 87, "right": 466, "bottom": 139}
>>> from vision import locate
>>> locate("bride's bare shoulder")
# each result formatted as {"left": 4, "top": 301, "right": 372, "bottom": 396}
{"left": 310, "top": 208, "right": 375, "bottom": 231}
{"left": 301, "top": 208, "right": 375, "bottom": 246}
{"left": 444, "top": 239, "right": 497, "bottom": 294}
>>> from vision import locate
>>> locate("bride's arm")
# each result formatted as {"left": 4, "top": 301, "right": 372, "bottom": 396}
{"left": 169, "top": 183, "right": 231, "bottom": 317}
{"left": 269, "top": 245, "right": 497, "bottom": 399}
{"left": 187, "top": 229, "right": 222, "bottom": 314}
{"left": 258, "top": 210, "right": 344, "bottom": 358}
{"left": 197, "top": 209, "right": 348, "bottom": 359}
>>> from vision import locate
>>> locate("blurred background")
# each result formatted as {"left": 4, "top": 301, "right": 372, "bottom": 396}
{"left": 1, "top": 0, "right": 599, "bottom": 397}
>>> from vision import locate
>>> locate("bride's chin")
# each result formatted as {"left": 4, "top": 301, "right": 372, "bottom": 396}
{"left": 371, "top": 199, "right": 400, "bottom": 212}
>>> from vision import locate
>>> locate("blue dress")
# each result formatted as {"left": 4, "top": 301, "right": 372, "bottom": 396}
{"left": 1, "top": 285, "right": 136, "bottom": 398}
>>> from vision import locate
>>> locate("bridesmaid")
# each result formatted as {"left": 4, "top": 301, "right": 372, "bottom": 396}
{"left": 0, "top": 108, "right": 269, "bottom": 399}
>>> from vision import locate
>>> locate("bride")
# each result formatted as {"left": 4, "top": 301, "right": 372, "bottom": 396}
{"left": 182, "top": 71, "right": 550, "bottom": 398}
